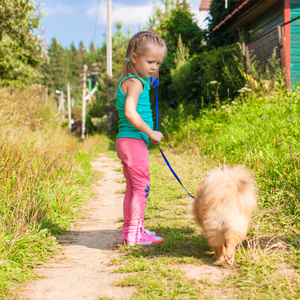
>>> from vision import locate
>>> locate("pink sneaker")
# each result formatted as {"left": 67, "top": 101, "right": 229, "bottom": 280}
{"left": 123, "top": 226, "right": 163, "bottom": 246}
{"left": 121, "top": 226, "right": 156, "bottom": 244}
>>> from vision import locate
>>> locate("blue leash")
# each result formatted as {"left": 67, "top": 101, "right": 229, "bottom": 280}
{"left": 150, "top": 76, "right": 195, "bottom": 199}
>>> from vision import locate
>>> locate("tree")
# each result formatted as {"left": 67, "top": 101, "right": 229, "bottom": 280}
{"left": 78, "top": 41, "right": 86, "bottom": 60}
{"left": 157, "top": 7, "right": 205, "bottom": 56}
{"left": 206, "top": 0, "right": 236, "bottom": 48}
{"left": 42, "top": 38, "right": 67, "bottom": 95}
{"left": 0, "top": 0, "right": 46, "bottom": 86}
{"left": 65, "top": 43, "right": 84, "bottom": 105}
{"left": 86, "top": 22, "right": 131, "bottom": 134}
{"left": 112, "top": 22, "right": 131, "bottom": 76}
{"left": 155, "top": 6, "right": 205, "bottom": 107}
{"left": 147, "top": 0, "right": 189, "bottom": 32}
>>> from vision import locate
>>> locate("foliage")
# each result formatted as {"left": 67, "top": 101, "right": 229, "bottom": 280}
{"left": 155, "top": 7, "right": 205, "bottom": 108}
{"left": 206, "top": 0, "right": 236, "bottom": 48}
{"left": 0, "top": 0, "right": 46, "bottom": 86}
{"left": 161, "top": 85, "right": 300, "bottom": 222}
{"left": 110, "top": 85, "right": 300, "bottom": 300}
{"left": 157, "top": 7, "right": 204, "bottom": 57}
{"left": 0, "top": 86, "right": 101, "bottom": 297}
{"left": 65, "top": 43, "right": 84, "bottom": 104}
{"left": 86, "top": 23, "right": 131, "bottom": 135}
{"left": 39, "top": 23, "right": 130, "bottom": 135}
{"left": 42, "top": 38, "right": 67, "bottom": 95}
{"left": 147, "top": 0, "right": 189, "bottom": 32}
{"left": 166, "top": 43, "right": 246, "bottom": 112}
{"left": 245, "top": 47, "right": 285, "bottom": 94}
{"left": 33, "top": 2, "right": 248, "bottom": 136}
{"left": 169, "top": 35, "right": 192, "bottom": 107}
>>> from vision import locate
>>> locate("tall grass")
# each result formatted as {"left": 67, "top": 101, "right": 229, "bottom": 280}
{"left": 0, "top": 86, "right": 100, "bottom": 296}
{"left": 109, "top": 85, "right": 300, "bottom": 299}
{"left": 161, "top": 86, "right": 300, "bottom": 238}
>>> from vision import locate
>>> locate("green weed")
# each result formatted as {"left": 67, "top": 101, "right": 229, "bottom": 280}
{"left": 110, "top": 87, "right": 300, "bottom": 299}
{"left": 0, "top": 86, "right": 100, "bottom": 297}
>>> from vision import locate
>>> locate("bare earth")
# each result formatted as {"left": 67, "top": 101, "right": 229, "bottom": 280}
{"left": 20, "top": 154, "right": 232, "bottom": 300}
{"left": 21, "top": 154, "right": 135, "bottom": 300}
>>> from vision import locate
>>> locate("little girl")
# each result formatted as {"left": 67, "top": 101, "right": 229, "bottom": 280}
{"left": 115, "top": 31, "right": 167, "bottom": 246}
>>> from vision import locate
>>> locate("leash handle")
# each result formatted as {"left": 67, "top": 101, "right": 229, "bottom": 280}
{"left": 150, "top": 76, "right": 195, "bottom": 199}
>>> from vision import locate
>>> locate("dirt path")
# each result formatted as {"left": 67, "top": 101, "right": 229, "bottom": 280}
{"left": 21, "top": 154, "right": 135, "bottom": 300}
{"left": 20, "top": 153, "right": 233, "bottom": 300}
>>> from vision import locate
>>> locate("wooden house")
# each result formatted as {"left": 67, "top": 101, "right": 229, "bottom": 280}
{"left": 200, "top": 0, "right": 300, "bottom": 88}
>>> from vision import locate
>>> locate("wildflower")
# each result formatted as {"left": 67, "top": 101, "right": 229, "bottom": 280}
{"left": 288, "top": 119, "right": 292, "bottom": 122}
{"left": 221, "top": 106, "right": 226, "bottom": 109}
{"left": 209, "top": 81, "right": 218, "bottom": 84}
{"left": 231, "top": 101, "right": 237, "bottom": 105}
{"left": 238, "top": 87, "right": 251, "bottom": 93}
{"left": 262, "top": 116, "right": 266, "bottom": 119}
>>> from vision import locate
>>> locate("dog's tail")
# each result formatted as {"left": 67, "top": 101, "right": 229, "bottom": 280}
{"left": 203, "top": 165, "right": 257, "bottom": 214}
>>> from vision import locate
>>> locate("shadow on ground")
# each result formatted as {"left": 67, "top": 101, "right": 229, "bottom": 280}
{"left": 56, "top": 229, "right": 122, "bottom": 251}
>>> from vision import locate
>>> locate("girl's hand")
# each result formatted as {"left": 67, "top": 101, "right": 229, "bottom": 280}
{"left": 149, "top": 130, "right": 164, "bottom": 144}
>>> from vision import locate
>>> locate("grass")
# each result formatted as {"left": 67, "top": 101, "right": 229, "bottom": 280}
{"left": 107, "top": 87, "right": 300, "bottom": 299}
{"left": 1, "top": 84, "right": 300, "bottom": 299}
{"left": 0, "top": 86, "right": 105, "bottom": 297}
{"left": 110, "top": 152, "right": 300, "bottom": 299}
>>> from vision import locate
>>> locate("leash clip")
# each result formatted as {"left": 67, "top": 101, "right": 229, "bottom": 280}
{"left": 150, "top": 75, "right": 159, "bottom": 88}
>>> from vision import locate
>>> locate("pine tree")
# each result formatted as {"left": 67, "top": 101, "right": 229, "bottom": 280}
{"left": 43, "top": 38, "right": 67, "bottom": 95}
{"left": 65, "top": 43, "right": 83, "bottom": 105}
{"left": 112, "top": 22, "right": 131, "bottom": 76}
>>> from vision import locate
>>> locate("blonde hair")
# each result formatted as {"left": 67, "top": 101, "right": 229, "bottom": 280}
{"left": 115, "top": 31, "right": 167, "bottom": 85}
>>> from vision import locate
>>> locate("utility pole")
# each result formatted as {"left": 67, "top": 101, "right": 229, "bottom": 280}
{"left": 81, "top": 64, "right": 88, "bottom": 140}
{"left": 55, "top": 89, "right": 64, "bottom": 119}
{"left": 60, "top": 91, "right": 64, "bottom": 120}
{"left": 81, "top": 64, "right": 98, "bottom": 140}
{"left": 107, "top": 0, "right": 112, "bottom": 77}
{"left": 67, "top": 82, "right": 72, "bottom": 133}
{"left": 106, "top": 0, "right": 113, "bottom": 131}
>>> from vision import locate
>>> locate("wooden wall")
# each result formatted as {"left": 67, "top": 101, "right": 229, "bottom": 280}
{"left": 248, "top": 1, "right": 284, "bottom": 41}
{"left": 247, "top": 1, "right": 283, "bottom": 70}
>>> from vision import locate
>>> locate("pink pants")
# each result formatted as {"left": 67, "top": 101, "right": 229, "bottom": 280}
{"left": 116, "top": 138, "right": 150, "bottom": 227}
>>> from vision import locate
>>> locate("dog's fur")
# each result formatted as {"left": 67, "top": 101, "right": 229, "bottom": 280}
{"left": 193, "top": 165, "right": 257, "bottom": 266}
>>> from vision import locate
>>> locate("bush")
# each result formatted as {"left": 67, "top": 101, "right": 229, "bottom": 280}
{"left": 172, "top": 44, "right": 246, "bottom": 112}
{"left": 162, "top": 87, "right": 300, "bottom": 225}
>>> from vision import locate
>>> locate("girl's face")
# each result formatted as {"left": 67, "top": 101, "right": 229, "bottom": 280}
{"left": 131, "top": 43, "right": 165, "bottom": 79}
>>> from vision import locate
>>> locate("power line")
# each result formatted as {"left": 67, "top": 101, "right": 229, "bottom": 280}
{"left": 107, "top": 0, "right": 112, "bottom": 77}
{"left": 92, "top": 0, "right": 102, "bottom": 44}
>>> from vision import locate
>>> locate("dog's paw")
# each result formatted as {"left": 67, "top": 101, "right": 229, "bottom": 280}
{"left": 225, "top": 255, "right": 234, "bottom": 266}
{"left": 214, "top": 256, "right": 225, "bottom": 264}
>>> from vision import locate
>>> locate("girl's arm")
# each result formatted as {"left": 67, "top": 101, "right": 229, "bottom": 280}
{"left": 123, "top": 78, "right": 163, "bottom": 144}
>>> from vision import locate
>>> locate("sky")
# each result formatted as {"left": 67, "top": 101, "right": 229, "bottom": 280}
{"left": 35, "top": 0, "right": 210, "bottom": 49}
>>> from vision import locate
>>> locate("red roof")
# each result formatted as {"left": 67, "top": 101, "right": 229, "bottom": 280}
{"left": 199, "top": 0, "right": 212, "bottom": 11}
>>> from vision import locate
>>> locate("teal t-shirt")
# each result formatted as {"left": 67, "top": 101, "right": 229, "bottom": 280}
{"left": 116, "top": 74, "right": 153, "bottom": 147}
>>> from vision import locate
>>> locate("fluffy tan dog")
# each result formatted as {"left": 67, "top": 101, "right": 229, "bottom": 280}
{"left": 193, "top": 165, "right": 257, "bottom": 266}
